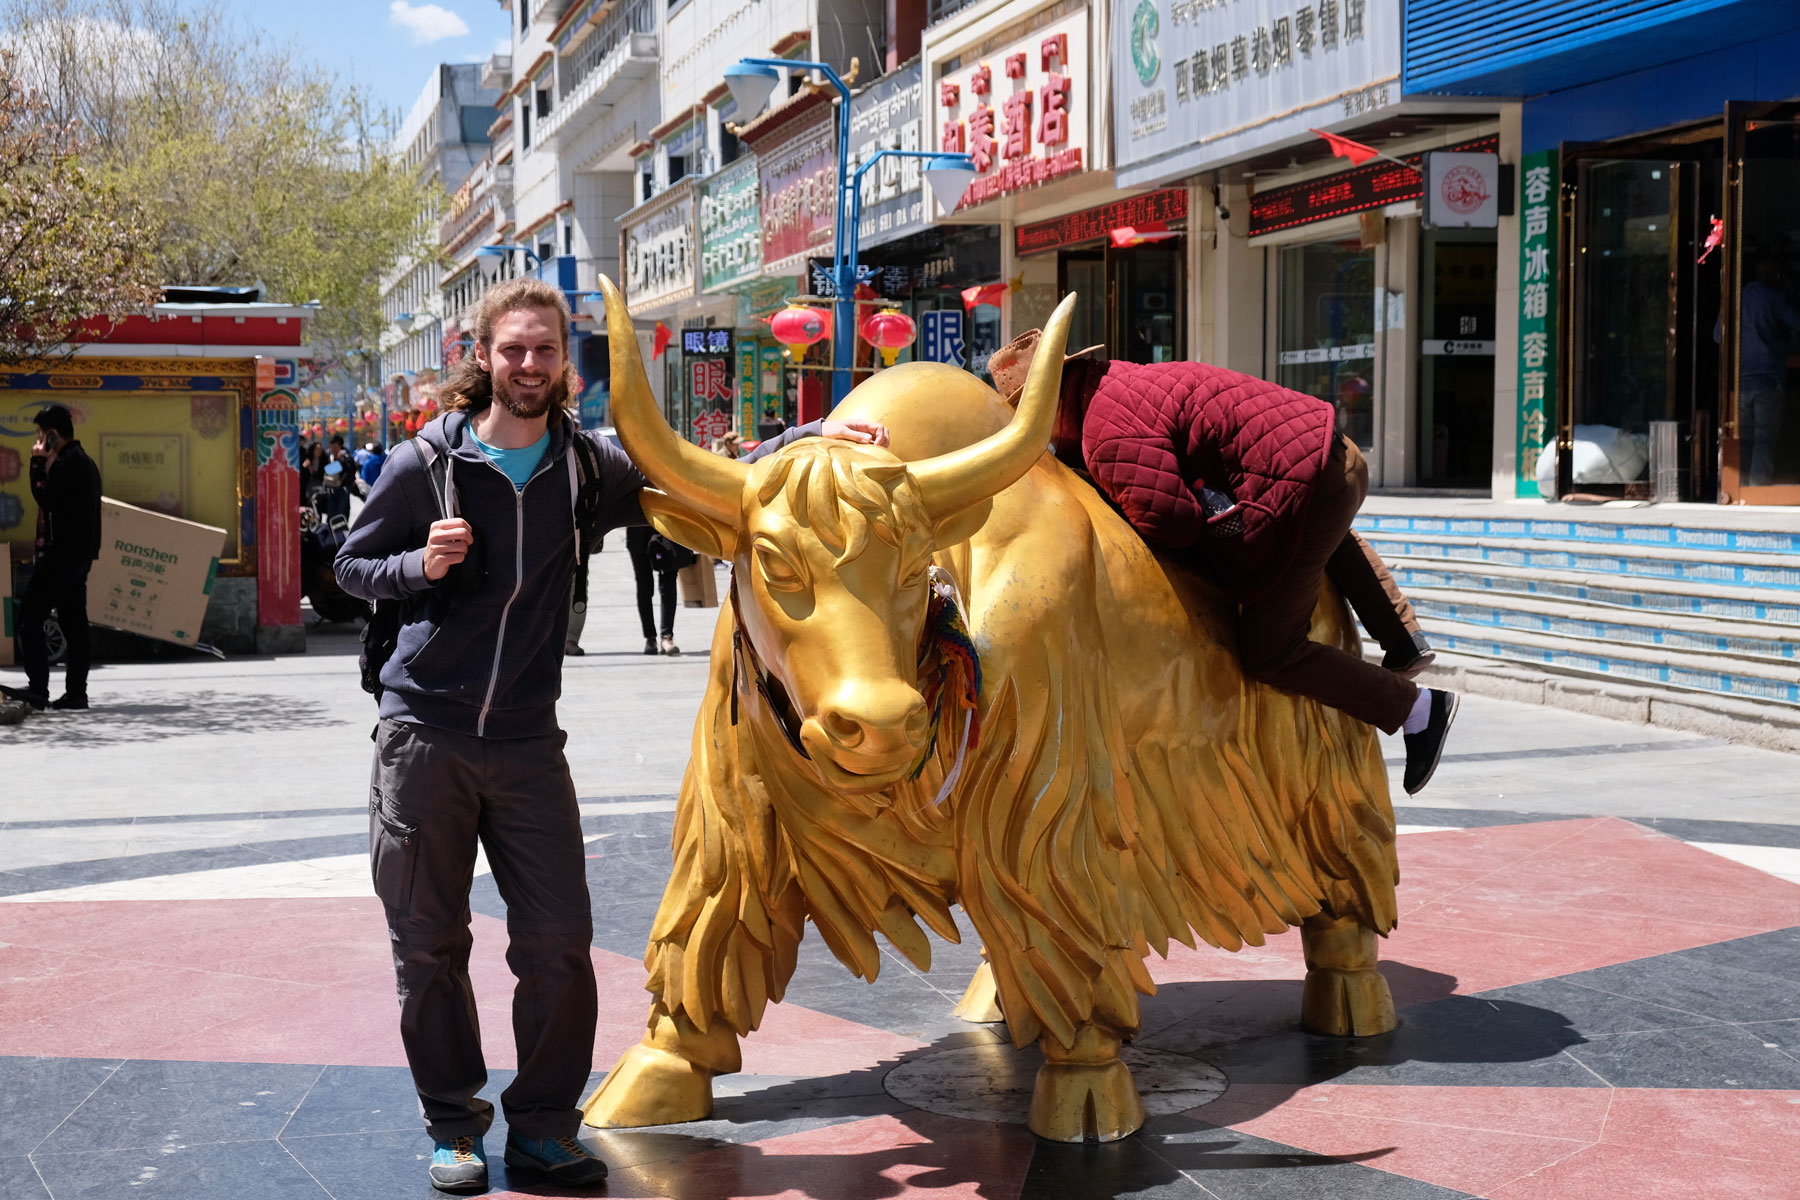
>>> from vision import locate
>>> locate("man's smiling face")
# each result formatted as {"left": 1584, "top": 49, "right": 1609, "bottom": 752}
{"left": 477, "top": 305, "right": 568, "bottom": 420}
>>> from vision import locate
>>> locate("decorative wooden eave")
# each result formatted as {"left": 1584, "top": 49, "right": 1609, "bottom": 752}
{"left": 702, "top": 81, "right": 730, "bottom": 106}
{"left": 517, "top": 199, "right": 576, "bottom": 241}
{"left": 487, "top": 110, "right": 515, "bottom": 140}
{"left": 498, "top": 49, "right": 553, "bottom": 102}
{"left": 628, "top": 140, "right": 654, "bottom": 160}
{"left": 650, "top": 102, "right": 707, "bottom": 144}
{"left": 769, "top": 30, "right": 812, "bottom": 57}
{"left": 549, "top": 0, "right": 605, "bottom": 46}
{"left": 738, "top": 86, "right": 833, "bottom": 152}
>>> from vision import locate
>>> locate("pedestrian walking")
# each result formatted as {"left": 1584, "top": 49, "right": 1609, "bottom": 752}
{"left": 625, "top": 524, "right": 683, "bottom": 655}
{"left": 3, "top": 405, "right": 101, "bottom": 712}
{"left": 332, "top": 277, "right": 886, "bottom": 1193}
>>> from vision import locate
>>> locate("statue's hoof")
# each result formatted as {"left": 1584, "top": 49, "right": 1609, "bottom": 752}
{"left": 952, "top": 962, "right": 1004, "bottom": 1024}
{"left": 1301, "top": 966, "right": 1398, "bottom": 1037}
{"left": 1026, "top": 1059, "right": 1146, "bottom": 1142}
{"left": 581, "top": 1043, "right": 715, "bottom": 1128}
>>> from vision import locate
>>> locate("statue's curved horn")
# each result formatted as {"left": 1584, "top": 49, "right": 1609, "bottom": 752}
{"left": 600, "top": 276, "right": 747, "bottom": 525}
{"left": 911, "top": 292, "right": 1077, "bottom": 522}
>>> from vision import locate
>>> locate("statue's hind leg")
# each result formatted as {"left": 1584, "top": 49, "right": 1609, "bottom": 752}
{"left": 1300, "top": 910, "right": 1397, "bottom": 1036}
{"left": 1028, "top": 1025, "right": 1145, "bottom": 1143}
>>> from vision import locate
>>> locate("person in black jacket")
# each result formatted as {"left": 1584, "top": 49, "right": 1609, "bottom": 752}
{"left": 334, "top": 278, "right": 886, "bottom": 1194}
{"left": 6, "top": 405, "right": 101, "bottom": 711}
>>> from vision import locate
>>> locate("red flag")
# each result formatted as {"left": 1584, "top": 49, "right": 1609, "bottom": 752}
{"left": 652, "top": 321, "right": 672, "bottom": 359}
{"left": 1110, "top": 221, "right": 1180, "bottom": 248}
{"left": 962, "top": 282, "right": 1008, "bottom": 310}
{"left": 1697, "top": 214, "right": 1724, "bottom": 264}
{"left": 1310, "top": 127, "right": 1379, "bottom": 166}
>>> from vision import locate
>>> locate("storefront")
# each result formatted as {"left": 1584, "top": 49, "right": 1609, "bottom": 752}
{"left": 1109, "top": 0, "right": 1502, "bottom": 488}
{"left": 618, "top": 176, "right": 701, "bottom": 436}
{"left": 1404, "top": 0, "right": 1800, "bottom": 503}
{"left": 925, "top": 0, "right": 1117, "bottom": 347}
{"left": 745, "top": 92, "right": 839, "bottom": 428}
{"left": 1015, "top": 189, "right": 1189, "bottom": 364}
{"left": 842, "top": 62, "right": 1005, "bottom": 381}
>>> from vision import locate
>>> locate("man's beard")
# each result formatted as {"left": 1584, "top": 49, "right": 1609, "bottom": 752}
{"left": 492, "top": 367, "right": 570, "bottom": 419}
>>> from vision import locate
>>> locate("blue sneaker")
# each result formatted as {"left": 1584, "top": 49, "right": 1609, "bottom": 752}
{"left": 504, "top": 1133, "right": 609, "bottom": 1186}
{"left": 428, "top": 1134, "right": 487, "bottom": 1193}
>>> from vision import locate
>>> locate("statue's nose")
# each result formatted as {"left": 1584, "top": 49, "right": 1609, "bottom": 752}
{"left": 818, "top": 684, "right": 930, "bottom": 755}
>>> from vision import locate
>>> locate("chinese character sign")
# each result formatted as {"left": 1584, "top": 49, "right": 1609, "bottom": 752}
{"left": 1112, "top": 0, "right": 1399, "bottom": 184}
{"left": 623, "top": 188, "right": 697, "bottom": 312}
{"left": 699, "top": 157, "right": 762, "bottom": 292}
{"left": 920, "top": 310, "right": 967, "bottom": 368}
{"left": 1516, "top": 150, "right": 1558, "bottom": 499}
{"left": 935, "top": 11, "right": 1088, "bottom": 213}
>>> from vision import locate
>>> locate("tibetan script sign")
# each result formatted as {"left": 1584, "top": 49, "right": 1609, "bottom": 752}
{"left": 760, "top": 117, "right": 838, "bottom": 275}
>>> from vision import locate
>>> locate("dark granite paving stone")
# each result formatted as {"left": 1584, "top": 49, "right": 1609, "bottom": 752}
{"left": 279, "top": 1065, "right": 427, "bottom": 1138}
{"left": 39, "top": 1059, "right": 325, "bottom": 1153}
{"left": 1566, "top": 1022, "right": 1800, "bottom": 1089}
{"left": 283, "top": 1127, "right": 486, "bottom": 1200}
{"left": 1549, "top": 928, "right": 1800, "bottom": 1024}
{"left": 1625, "top": 816, "right": 1800, "bottom": 849}
{"left": 0, "top": 1057, "right": 123, "bottom": 1153}
{"left": 1390, "top": 806, "right": 1572, "bottom": 829}
{"left": 0, "top": 835, "right": 368, "bottom": 898}
{"left": 609, "top": 1089, "right": 913, "bottom": 1155}
{"left": 1475, "top": 976, "right": 1733, "bottom": 1037}
{"left": 1135, "top": 1115, "right": 1479, "bottom": 1200}
{"left": 30, "top": 1140, "right": 329, "bottom": 1198}
{"left": 0, "top": 1158, "right": 50, "bottom": 1200}
{"left": 1200, "top": 993, "right": 1594, "bottom": 1089}
{"left": 1018, "top": 1130, "right": 1213, "bottom": 1198}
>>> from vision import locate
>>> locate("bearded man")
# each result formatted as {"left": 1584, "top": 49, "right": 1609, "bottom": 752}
{"left": 335, "top": 278, "right": 885, "bottom": 1192}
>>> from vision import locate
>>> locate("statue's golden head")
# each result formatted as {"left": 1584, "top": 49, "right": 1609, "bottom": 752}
{"left": 598, "top": 279, "right": 1076, "bottom": 794}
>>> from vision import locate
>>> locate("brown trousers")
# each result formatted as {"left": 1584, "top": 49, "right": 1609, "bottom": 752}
{"left": 1237, "top": 436, "right": 1422, "bottom": 734}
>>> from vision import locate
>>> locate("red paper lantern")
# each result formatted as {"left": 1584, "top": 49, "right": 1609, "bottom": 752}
{"left": 859, "top": 307, "right": 917, "bottom": 367}
{"left": 769, "top": 303, "right": 829, "bottom": 359}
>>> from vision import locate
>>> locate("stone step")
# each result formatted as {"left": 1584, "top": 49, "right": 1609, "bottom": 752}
{"left": 1401, "top": 587, "right": 1800, "bottom": 666}
{"left": 1385, "top": 559, "right": 1800, "bottom": 627}
{"left": 1355, "top": 511, "right": 1800, "bottom": 557}
{"left": 1403, "top": 616, "right": 1800, "bottom": 708}
{"left": 1362, "top": 532, "right": 1800, "bottom": 593}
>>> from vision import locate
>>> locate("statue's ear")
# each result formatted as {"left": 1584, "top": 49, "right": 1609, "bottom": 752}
{"left": 642, "top": 489, "right": 739, "bottom": 558}
{"left": 930, "top": 497, "right": 992, "bottom": 549}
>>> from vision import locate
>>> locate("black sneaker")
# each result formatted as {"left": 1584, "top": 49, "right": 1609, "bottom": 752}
{"left": 504, "top": 1133, "right": 608, "bottom": 1186}
{"left": 427, "top": 1134, "right": 487, "bottom": 1193}
{"left": 50, "top": 694, "right": 89, "bottom": 710}
{"left": 1402, "top": 689, "right": 1460, "bottom": 796}
{"left": 0, "top": 685, "right": 48, "bottom": 711}
{"left": 1383, "top": 632, "right": 1437, "bottom": 681}
{"left": 644, "top": 638, "right": 659, "bottom": 655}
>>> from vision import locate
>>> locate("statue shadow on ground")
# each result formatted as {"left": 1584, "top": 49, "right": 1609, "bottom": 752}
{"left": 0, "top": 689, "right": 342, "bottom": 747}
{"left": 577, "top": 961, "right": 1586, "bottom": 1199}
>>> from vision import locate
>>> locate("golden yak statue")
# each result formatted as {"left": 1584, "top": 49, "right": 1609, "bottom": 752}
{"left": 583, "top": 279, "right": 1400, "bottom": 1143}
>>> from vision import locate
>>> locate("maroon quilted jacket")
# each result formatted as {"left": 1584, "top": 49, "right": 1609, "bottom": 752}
{"left": 1052, "top": 358, "right": 1336, "bottom": 599}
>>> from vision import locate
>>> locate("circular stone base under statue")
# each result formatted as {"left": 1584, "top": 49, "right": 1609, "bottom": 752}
{"left": 882, "top": 1042, "right": 1226, "bottom": 1125}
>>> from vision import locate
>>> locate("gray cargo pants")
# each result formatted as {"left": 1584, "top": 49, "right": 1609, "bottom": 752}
{"left": 368, "top": 718, "right": 597, "bottom": 1141}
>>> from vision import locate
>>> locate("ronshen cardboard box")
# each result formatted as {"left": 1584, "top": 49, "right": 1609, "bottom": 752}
{"left": 0, "top": 542, "right": 13, "bottom": 667}
{"left": 91, "top": 499, "right": 226, "bottom": 648}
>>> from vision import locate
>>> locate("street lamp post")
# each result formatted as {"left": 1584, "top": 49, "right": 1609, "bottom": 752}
{"left": 725, "top": 58, "right": 976, "bottom": 404}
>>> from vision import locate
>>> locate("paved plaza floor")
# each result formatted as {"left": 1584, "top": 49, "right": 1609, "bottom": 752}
{"left": 2, "top": 548, "right": 1797, "bottom": 1198}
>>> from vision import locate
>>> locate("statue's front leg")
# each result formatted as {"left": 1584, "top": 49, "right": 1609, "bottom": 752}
{"left": 583, "top": 1005, "right": 741, "bottom": 1128}
{"left": 1300, "top": 910, "right": 1397, "bottom": 1036}
{"left": 1027, "top": 1024, "right": 1146, "bottom": 1143}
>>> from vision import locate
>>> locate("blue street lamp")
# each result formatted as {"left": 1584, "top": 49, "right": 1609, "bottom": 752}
{"left": 726, "top": 57, "right": 976, "bottom": 404}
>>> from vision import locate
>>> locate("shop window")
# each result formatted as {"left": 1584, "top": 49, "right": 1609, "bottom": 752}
{"left": 668, "top": 154, "right": 688, "bottom": 183}
{"left": 1277, "top": 239, "right": 1376, "bottom": 450}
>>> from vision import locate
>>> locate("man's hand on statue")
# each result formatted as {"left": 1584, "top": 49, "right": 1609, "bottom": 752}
{"left": 821, "top": 417, "right": 891, "bottom": 448}
{"left": 422, "top": 518, "right": 473, "bottom": 581}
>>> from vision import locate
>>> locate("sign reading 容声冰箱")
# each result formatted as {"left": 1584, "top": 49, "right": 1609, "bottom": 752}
{"left": 1112, "top": 0, "right": 1400, "bottom": 189}
{"left": 1516, "top": 149, "right": 1557, "bottom": 498}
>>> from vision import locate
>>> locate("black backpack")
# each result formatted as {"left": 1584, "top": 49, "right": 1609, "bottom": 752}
{"left": 358, "top": 429, "right": 608, "bottom": 701}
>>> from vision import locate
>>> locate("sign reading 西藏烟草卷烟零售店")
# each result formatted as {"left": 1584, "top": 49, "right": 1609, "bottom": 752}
{"left": 1111, "top": 0, "right": 1400, "bottom": 189}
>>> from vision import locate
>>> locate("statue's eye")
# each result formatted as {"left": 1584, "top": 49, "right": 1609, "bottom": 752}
{"left": 755, "top": 539, "right": 805, "bottom": 591}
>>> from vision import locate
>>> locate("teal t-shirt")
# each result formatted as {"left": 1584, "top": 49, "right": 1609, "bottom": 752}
{"left": 470, "top": 428, "right": 550, "bottom": 491}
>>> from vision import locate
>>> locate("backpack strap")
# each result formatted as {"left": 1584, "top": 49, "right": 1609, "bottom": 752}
{"left": 408, "top": 436, "right": 452, "bottom": 522}
{"left": 568, "top": 432, "right": 605, "bottom": 560}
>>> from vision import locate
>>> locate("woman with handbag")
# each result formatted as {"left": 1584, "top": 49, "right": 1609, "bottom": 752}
{"left": 625, "top": 524, "right": 691, "bottom": 654}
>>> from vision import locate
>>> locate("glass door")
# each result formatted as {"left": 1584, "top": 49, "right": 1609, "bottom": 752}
{"left": 1722, "top": 103, "right": 1800, "bottom": 502}
{"left": 1112, "top": 243, "right": 1185, "bottom": 364}
{"left": 1276, "top": 239, "right": 1377, "bottom": 451}
{"left": 1059, "top": 251, "right": 1107, "bottom": 355}
{"left": 1567, "top": 152, "right": 1714, "bottom": 498}
{"left": 1419, "top": 229, "right": 1497, "bottom": 487}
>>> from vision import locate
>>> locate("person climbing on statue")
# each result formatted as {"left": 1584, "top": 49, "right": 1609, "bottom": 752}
{"left": 987, "top": 331, "right": 1458, "bottom": 796}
